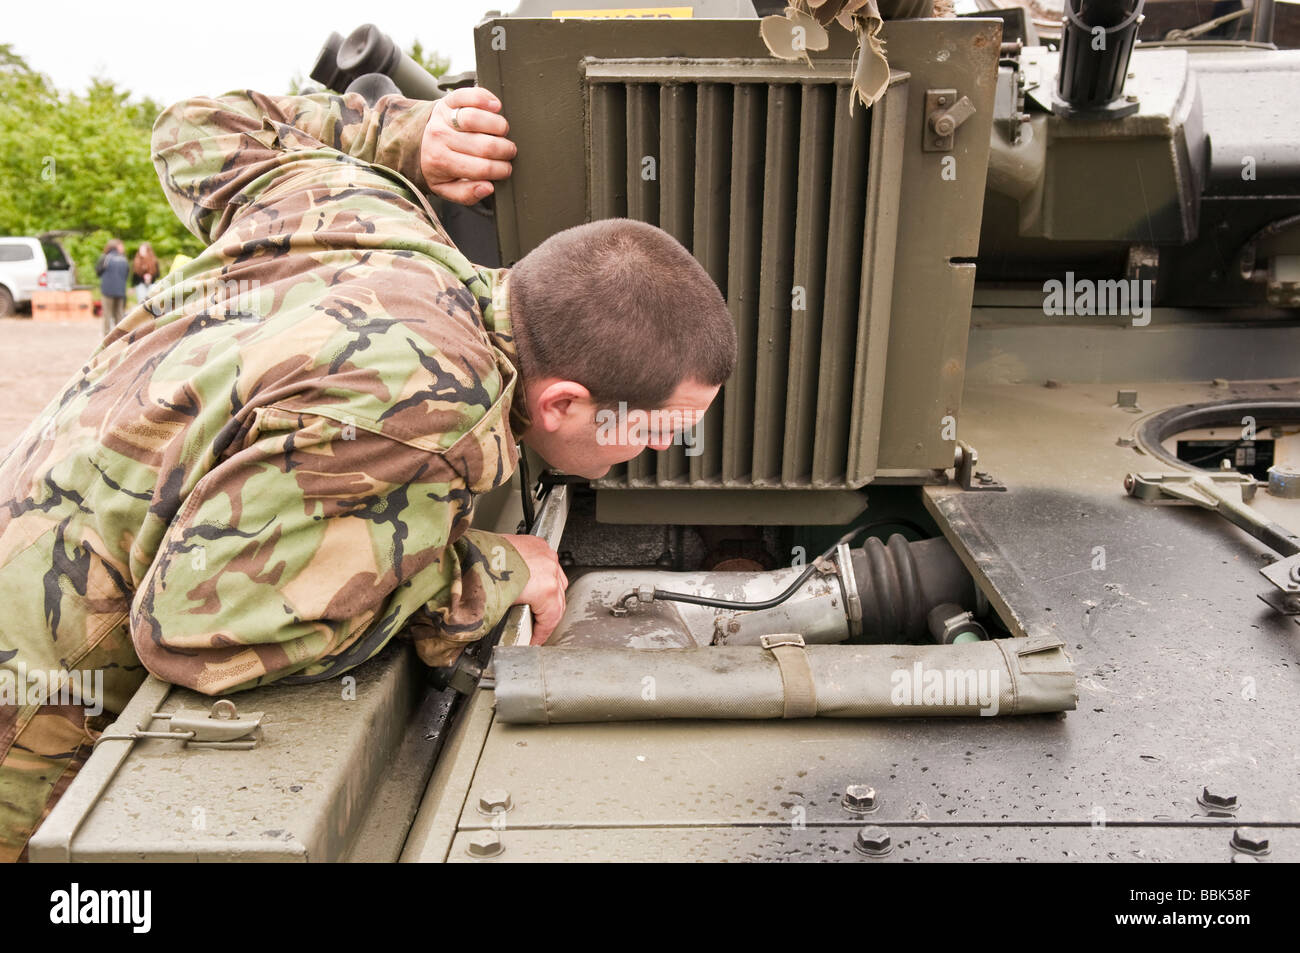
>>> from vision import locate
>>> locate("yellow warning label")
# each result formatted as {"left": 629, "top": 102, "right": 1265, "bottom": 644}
{"left": 551, "top": 7, "right": 694, "bottom": 17}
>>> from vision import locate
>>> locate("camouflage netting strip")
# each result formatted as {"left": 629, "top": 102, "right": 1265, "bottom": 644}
{"left": 492, "top": 636, "right": 1076, "bottom": 724}
{"left": 759, "top": 0, "right": 952, "bottom": 110}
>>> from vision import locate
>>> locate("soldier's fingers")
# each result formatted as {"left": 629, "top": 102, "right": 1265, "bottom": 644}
{"left": 431, "top": 150, "right": 513, "bottom": 183}
{"left": 441, "top": 86, "right": 503, "bottom": 114}
{"left": 531, "top": 600, "right": 560, "bottom": 644}
{"left": 529, "top": 606, "right": 547, "bottom": 644}
{"left": 444, "top": 130, "right": 517, "bottom": 162}
{"left": 444, "top": 105, "right": 510, "bottom": 138}
{"left": 430, "top": 179, "right": 495, "bottom": 204}
{"left": 543, "top": 571, "right": 566, "bottom": 641}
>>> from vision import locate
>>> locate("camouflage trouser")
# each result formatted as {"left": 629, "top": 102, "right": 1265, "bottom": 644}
{"left": 0, "top": 703, "right": 107, "bottom": 862}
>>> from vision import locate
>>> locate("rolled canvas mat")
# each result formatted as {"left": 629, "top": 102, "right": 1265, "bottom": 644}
{"left": 491, "top": 634, "right": 1076, "bottom": 724}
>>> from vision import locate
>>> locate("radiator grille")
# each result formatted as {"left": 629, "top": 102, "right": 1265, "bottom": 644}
{"left": 584, "top": 59, "right": 908, "bottom": 490}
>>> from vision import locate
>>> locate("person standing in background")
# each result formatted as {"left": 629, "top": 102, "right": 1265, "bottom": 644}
{"left": 131, "top": 242, "right": 159, "bottom": 303}
{"left": 95, "top": 239, "right": 128, "bottom": 337}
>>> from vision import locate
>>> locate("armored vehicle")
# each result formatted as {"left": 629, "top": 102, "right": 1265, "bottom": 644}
{"left": 29, "top": 0, "right": 1300, "bottom": 862}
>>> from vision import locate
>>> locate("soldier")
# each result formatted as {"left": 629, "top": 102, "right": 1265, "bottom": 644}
{"left": 0, "top": 86, "right": 737, "bottom": 861}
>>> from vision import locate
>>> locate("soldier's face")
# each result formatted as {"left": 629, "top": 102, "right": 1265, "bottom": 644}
{"left": 521, "top": 378, "right": 719, "bottom": 479}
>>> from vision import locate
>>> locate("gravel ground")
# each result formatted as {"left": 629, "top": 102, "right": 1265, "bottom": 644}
{"left": 0, "top": 318, "right": 103, "bottom": 449}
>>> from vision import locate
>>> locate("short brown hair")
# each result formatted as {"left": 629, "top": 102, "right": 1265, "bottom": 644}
{"left": 508, "top": 219, "right": 736, "bottom": 408}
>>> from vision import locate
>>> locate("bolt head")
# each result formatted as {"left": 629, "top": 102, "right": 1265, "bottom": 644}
{"left": 1231, "top": 827, "right": 1270, "bottom": 855}
{"left": 1199, "top": 787, "right": 1238, "bottom": 812}
{"left": 934, "top": 116, "right": 955, "bottom": 136}
{"left": 466, "top": 830, "right": 504, "bottom": 858}
{"left": 855, "top": 825, "right": 892, "bottom": 856}
{"left": 842, "top": 785, "right": 879, "bottom": 813}
{"left": 478, "top": 788, "right": 513, "bottom": 815}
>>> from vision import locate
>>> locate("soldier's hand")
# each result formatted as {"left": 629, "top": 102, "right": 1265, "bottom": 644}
{"left": 422, "top": 86, "right": 517, "bottom": 205}
{"left": 505, "top": 533, "right": 568, "bottom": 645}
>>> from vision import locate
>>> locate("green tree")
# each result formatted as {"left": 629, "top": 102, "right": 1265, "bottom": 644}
{"left": 406, "top": 39, "right": 451, "bottom": 79}
{"left": 0, "top": 44, "right": 202, "bottom": 289}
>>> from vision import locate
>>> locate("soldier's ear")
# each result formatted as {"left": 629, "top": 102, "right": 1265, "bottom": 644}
{"left": 528, "top": 379, "right": 591, "bottom": 432}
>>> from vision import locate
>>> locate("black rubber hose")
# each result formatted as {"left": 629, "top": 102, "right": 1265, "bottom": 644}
{"left": 642, "top": 529, "right": 860, "bottom": 612}
{"left": 853, "top": 535, "right": 978, "bottom": 642}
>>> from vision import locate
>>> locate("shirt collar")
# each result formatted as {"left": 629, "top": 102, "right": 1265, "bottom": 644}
{"left": 479, "top": 267, "right": 531, "bottom": 435}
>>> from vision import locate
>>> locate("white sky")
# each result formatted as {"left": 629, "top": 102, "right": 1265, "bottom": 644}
{"left": 3, "top": 1, "right": 506, "bottom": 104}
{"left": 7, "top": 1, "right": 1299, "bottom": 104}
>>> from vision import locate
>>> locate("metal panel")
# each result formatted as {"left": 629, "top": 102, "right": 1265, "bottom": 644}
{"left": 657, "top": 83, "right": 697, "bottom": 485}
{"left": 782, "top": 83, "right": 836, "bottom": 485}
{"left": 624, "top": 82, "right": 661, "bottom": 487}
{"left": 465, "top": 403, "right": 1300, "bottom": 837}
{"left": 870, "top": 21, "right": 999, "bottom": 472}
{"left": 847, "top": 79, "right": 909, "bottom": 484}
{"left": 690, "top": 82, "right": 733, "bottom": 486}
{"left": 30, "top": 643, "right": 423, "bottom": 862}
{"left": 812, "top": 84, "right": 870, "bottom": 487}
{"left": 588, "top": 82, "right": 627, "bottom": 220}
{"left": 475, "top": 18, "right": 1002, "bottom": 489}
{"left": 447, "top": 824, "right": 1300, "bottom": 863}
{"left": 596, "top": 486, "right": 869, "bottom": 525}
{"left": 721, "top": 82, "right": 767, "bottom": 484}
{"left": 751, "top": 83, "right": 799, "bottom": 485}
{"left": 579, "top": 57, "right": 910, "bottom": 495}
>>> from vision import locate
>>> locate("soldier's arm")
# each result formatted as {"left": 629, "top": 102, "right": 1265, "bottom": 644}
{"left": 128, "top": 411, "right": 531, "bottom": 695}
{"left": 150, "top": 89, "right": 435, "bottom": 243}
{"left": 151, "top": 87, "right": 513, "bottom": 243}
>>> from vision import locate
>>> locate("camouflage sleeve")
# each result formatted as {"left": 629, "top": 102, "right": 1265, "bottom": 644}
{"left": 128, "top": 410, "right": 530, "bottom": 695}
{"left": 403, "top": 528, "right": 535, "bottom": 669}
{"left": 151, "top": 89, "right": 435, "bottom": 243}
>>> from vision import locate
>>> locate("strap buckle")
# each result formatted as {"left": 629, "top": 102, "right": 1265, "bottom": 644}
{"left": 759, "top": 633, "right": 807, "bottom": 650}
{"left": 759, "top": 633, "right": 817, "bottom": 718}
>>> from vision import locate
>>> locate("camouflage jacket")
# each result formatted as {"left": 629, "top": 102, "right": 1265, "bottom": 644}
{"left": 0, "top": 90, "right": 532, "bottom": 720}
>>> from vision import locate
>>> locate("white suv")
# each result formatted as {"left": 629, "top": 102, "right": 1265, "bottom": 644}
{"left": 0, "top": 235, "right": 77, "bottom": 316}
